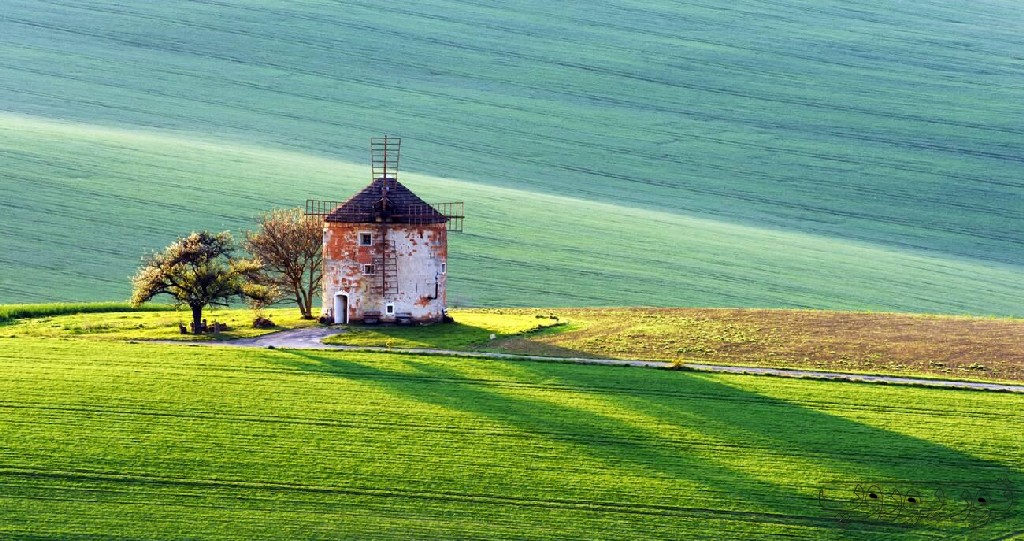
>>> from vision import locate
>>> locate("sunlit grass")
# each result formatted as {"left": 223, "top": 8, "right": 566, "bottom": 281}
{"left": 322, "top": 309, "right": 564, "bottom": 349}
{"left": 2, "top": 306, "right": 317, "bottom": 341}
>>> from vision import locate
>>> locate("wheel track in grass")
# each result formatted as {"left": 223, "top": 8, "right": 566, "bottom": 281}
{"left": 0, "top": 401, "right": 1004, "bottom": 469}
{"left": 0, "top": 467, "right": 844, "bottom": 528}
{"left": 8, "top": 356, "right": 1015, "bottom": 470}
{"left": 160, "top": 327, "right": 1024, "bottom": 393}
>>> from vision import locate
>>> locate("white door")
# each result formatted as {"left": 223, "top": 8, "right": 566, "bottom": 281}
{"left": 334, "top": 293, "right": 349, "bottom": 324}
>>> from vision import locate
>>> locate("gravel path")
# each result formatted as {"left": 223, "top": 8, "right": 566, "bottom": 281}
{"left": 229, "top": 326, "right": 345, "bottom": 349}
{"left": 188, "top": 327, "right": 1024, "bottom": 393}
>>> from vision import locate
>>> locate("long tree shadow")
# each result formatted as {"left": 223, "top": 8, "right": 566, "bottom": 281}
{"left": 276, "top": 350, "right": 1022, "bottom": 539}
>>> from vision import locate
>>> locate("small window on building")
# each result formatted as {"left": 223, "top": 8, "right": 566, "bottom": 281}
{"left": 362, "top": 264, "right": 376, "bottom": 275}
{"left": 359, "top": 232, "right": 373, "bottom": 246}
{"left": 385, "top": 303, "right": 395, "bottom": 315}
{"left": 440, "top": 262, "right": 447, "bottom": 274}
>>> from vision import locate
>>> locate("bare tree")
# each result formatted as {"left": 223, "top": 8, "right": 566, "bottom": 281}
{"left": 131, "top": 231, "right": 259, "bottom": 334}
{"left": 244, "top": 208, "right": 323, "bottom": 319}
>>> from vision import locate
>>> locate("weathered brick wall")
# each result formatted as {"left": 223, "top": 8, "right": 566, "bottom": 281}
{"left": 322, "top": 222, "right": 447, "bottom": 323}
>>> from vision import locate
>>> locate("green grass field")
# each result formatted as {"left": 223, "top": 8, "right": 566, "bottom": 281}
{"left": 1, "top": 0, "right": 1022, "bottom": 315}
{"left": 1, "top": 333, "right": 1022, "bottom": 539}
{"left": 4, "top": 4, "right": 1022, "bottom": 537}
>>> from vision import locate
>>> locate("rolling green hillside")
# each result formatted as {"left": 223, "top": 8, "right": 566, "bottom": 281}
{"left": 1, "top": 336, "right": 1022, "bottom": 539}
{"left": 1, "top": 0, "right": 1022, "bottom": 314}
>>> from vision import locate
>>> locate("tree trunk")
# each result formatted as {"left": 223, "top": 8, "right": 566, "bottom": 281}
{"left": 293, "top": 289, "right": 309, "bottom": 319}
{"left": 302, "top": 302, "right": 313, "bottom": 319}
{"left": 302, "top": 264, "right": 318, "bottom": 319}
{"left": 191, "top": 304, "right": 204, "bottom": 335}
{"left": 300, "top": 289, "right": 313, "bottom": 319}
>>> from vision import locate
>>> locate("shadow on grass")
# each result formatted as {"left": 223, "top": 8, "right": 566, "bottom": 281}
{"left": 277, "top": 350, "right": 1022, "bottom": 539}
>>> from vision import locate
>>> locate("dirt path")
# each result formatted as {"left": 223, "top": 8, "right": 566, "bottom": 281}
{"left": 188, "top": 327, "right": 1024, "bottom": 393}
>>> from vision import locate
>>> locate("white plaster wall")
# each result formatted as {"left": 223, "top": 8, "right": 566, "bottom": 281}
{"left": 386, "top": 225, "right": 447, "bottom": 321}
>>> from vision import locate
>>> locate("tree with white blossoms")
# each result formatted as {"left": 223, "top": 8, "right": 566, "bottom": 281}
{"left": 131, "top": 231, "right": 264, "bottom": 334}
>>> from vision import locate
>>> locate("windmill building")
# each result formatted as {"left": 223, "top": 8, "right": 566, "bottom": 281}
{"left": 306, "top": 137, "right": 463, "bottom": 324}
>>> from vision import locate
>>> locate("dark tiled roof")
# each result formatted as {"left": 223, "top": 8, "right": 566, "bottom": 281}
{"left": 325, "top": 178, "right": 447, "bottom": 224}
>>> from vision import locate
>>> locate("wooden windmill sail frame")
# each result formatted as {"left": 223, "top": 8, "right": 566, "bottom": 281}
{"left": 305, "top": 137, "right": 464, "bottom": 232}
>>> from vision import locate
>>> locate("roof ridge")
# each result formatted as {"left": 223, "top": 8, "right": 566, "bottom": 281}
{"left": 325, "top": 178, "right": 447, "bottom": 224}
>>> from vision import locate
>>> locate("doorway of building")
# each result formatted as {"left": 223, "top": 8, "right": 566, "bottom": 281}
{"left": 333, "top": 293, "right": 349, "bottom": 324}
